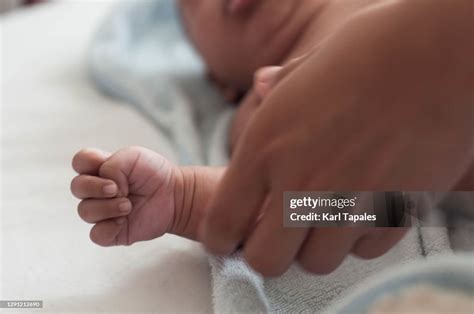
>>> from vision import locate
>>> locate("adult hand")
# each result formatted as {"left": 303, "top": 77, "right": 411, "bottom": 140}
{"left": 200, "top": 0, "right": 474, "bottom": 276}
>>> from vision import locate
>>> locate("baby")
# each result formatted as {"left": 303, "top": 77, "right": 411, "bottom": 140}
{"left": 71, "top": 0, "right": 371, "bottom": 245}
{"left": 178, "top": 0, "right": 377, "bottom": 148}
{"left": 71, "top": 0, "right": 472, "bottom": 252}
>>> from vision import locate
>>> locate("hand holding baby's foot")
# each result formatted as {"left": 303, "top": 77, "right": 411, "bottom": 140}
{"left": 71, "top": 147, "right": 190, "bottom": 246}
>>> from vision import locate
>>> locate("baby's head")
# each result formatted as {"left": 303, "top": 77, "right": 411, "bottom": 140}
{"left": 178, "top": 0, "right": 320, "bottom": 96}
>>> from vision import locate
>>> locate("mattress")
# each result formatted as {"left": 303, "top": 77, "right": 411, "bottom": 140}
{"left": 0, "top": 1, "right": 212, "bottom": 312}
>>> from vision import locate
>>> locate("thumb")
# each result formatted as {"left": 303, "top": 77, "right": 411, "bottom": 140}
{"left": 254, "top": 38, "right": 332, "bottom": 99}
{"left": 98, "top": 147, "right": 144, "bottom": 198}
{"left": 254, "top": 66, "right": 283, "bottom": 99}
{"left": 254, "top": 53, "right": 308, "bottom": 99}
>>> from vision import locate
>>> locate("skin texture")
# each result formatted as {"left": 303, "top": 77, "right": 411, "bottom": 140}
{"left": 71, "top": 147, "right": 225, "bottom": 245}
{"left": 72, "top": 0, "right": 379, "bottom": 249}
{"left": 178, "top": 0, "right": 327, "bottom": 94}
{"left": 226, "top": 0, "right": 381, "bottom": 149}
{"left": 71, "top": 0, "right": 473, "bottom": 276}
{"left": 72, "top": 147, "right": 179, "bottom": 246}
{"left": 200, "top": 0, "right": 474, "bottom": 276}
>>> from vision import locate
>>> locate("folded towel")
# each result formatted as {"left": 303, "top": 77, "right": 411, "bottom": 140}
{"left": 210, "top": 228, "right": 451, "bottom": 313}
{"left": 88, "top": 1, "right": 464, "bottom": 312}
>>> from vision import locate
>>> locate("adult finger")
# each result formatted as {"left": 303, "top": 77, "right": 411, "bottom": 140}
{"left": 199, "top": 152, "right": 268, "bottom": 256}
{"left": 298, "top": 228, "right": 362, "bottom": 275}
{"left": 243, "top": 193, "right": 309, "bottom": 277}
{"left": 351, "top": 227, "right": 409, "bottom": 259}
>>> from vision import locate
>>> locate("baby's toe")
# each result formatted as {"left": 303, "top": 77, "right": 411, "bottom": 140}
{"left": 71, "top": 175, "right": 118, "bottom": 199}
{"left": 78, "top": 198, "right": 132, "bottom": 223}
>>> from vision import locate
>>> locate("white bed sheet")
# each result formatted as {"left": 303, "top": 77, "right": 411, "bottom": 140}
{"left": 0, "top": 1, "right": 212, "bottom": 312}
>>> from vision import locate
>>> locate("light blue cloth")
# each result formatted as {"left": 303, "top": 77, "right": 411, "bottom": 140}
{"left": 330, "top": 254, "right": 474, "bottom": 313}
{"left": 88, "top": 1, "right": 459, "bottom": 312}
{"left": 89, "top": 0, "right": 232, "bottom": 166}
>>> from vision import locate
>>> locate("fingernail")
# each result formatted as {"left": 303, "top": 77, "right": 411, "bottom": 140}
{"left": 118, "top": 201, "right": 131, "bottom": 213}
{"left": 116, "top": 217, "right": 126, "bottom": 225}
{"left": 255, "top": 81, "right": 272, "bottom": 99}
{"left": 255, "top": 66, "right": 282, "bottom": 84}
{"left": 103, "top": 184, "right": 117, "bottom": 195}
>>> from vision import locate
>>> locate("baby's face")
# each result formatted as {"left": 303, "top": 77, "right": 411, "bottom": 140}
{"left": 179, "top": 0, "right": 312, "bottom": 93}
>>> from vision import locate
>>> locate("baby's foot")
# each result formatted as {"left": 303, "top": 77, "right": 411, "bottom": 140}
{"left": 71, "top": 147, "right": 223, "bottom": 246}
